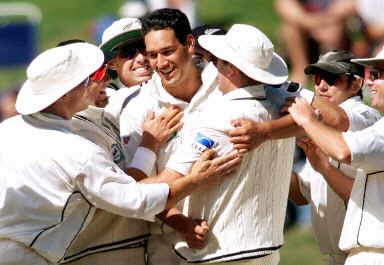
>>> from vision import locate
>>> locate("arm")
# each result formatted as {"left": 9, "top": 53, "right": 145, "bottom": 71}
{"left": 298, "top": 138, "right": 353, "bottom": 203}
{"left": 288, "top": 97, "right": 352, "bottom": 163}
{"left": 289, "top": 172, "right": 309, "bottom": 206}
{"left": 311, "top": 96, "right": 350, "bottom": 131}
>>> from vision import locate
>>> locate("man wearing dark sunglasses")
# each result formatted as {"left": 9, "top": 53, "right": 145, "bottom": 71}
{"left": 100, "top": 18, "right": 153, "bottom": 122}
{"left": 288, "top": 50, "right": 381, "bottom": 265}
{"left": 288, "top": 48, "right": 384, "bottom": 264}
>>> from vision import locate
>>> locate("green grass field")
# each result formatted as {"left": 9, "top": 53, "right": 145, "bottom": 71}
{"left": 0, "top": 1, "right": 327, "bottom": 263}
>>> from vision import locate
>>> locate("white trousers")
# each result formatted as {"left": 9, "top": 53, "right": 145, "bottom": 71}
{"left": 179, "top": 251, "right": 280, "bottom": 265}
{"left": 345, "top": 247, "right": 384, "bottom": 265}
{"left": 0, "top": 239, "right": 49, "bottom": 265}
{"left": 147, "top": 233, "right": 181, "bottom": 265}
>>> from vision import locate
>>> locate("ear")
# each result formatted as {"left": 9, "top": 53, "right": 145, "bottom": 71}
{"left": 107, "top": 58, "right": 118, "bottom": 71}
{"left": 185, "top": 34, "right": 195, "bottom": 53}
{"left": 351, "top": 77, "right": 363, "bottom": 95}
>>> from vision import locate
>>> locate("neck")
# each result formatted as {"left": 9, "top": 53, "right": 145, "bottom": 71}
{"left": 163, "top": 66, "right": 202, "bottom": 102}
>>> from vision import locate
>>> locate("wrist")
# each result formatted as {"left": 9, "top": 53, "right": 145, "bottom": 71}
{"left": 129, "top": 147, "right": 157, "bottom": 176}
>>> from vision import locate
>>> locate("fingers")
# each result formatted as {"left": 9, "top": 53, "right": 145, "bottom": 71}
{"left": 200, "top": 149, "right": 215, "bottom": 161}
{"left": 161, "top": 106, "right": 181, "bottom": 124}
{"left": 145, "top": 110, "right": 156, "bottom": 121}
{"left": 166, "top": 111, "right": 184, "bottom": 131}
{"left": 213, "top": 151, "right": 242, "bottom": 173}
{"left": 232, "top": 143, "right": 250, "bottom": 153}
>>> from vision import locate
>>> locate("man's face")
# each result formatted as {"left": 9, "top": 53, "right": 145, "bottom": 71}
{"left": 86, "top": 73, "right": 111, "bottom": 108}
{"left": 215, "top": 58, "right": 232, "bottom": 94}
{"left": 314, "top": 72, "right": 356, "bottom": 105}
{"left": 66, "top": 77, "right": 90, "bottom": 114}
{"left": 144, "top": 29, "right": 194, "bottom": 90}
{"left": 109, "top": 41, "right": 152, "bottom": 87}
{"left": 365, "top": 67, "right": 384, "bottom": 111}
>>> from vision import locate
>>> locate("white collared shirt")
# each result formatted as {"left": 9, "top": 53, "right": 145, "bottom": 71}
{"left": 120, "top": 63, "right": 222, "bottom": 173}
{"left": 168, "top": 85, "right": 295, "bottom": 263}
{"left": 0, "top": 113, "right": 169, "bottom": 263}
{"left": 294, "top": 96, "right": 380, "bottom": 261}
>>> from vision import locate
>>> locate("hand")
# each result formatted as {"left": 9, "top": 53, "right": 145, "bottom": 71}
{"left": 229, "top": 119, "right": 268, "bottom": 152}
{"left": 279, "top": 96, "right": 296, "bottom": 116}
{"left": 184, "top": 218, "right": 209, "bottom": 249}
{"left": 297, "top": 137, "right": 331, "bottom": 174}
{"left": 288, "top": 97, "right": 318, "bottom": 127}
{"left": 190, "top": 149, "right": 242, "bottom": 186}
{"left": 140, "top": 106, "right": 183, "bottom": 153}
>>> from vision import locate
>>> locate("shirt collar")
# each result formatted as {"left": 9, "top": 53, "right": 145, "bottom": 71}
{"left": 25, "top": 112, "right": 72, "bottom": 132}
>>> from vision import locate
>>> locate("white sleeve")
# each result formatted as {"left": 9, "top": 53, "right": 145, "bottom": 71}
{"left": 343, "top": 118, "right": 384, "bottom": 171}
{"left": 76, "top": 147, "right": 169, "bottom": 221}
{"left": 293, "top": 160, "right": 312, "bottom": 201}
{"left": 119, "top": 98, "right": 147, "bottom": 169}
{"left": 340, "top": 104, "right": 381, "bottom": 132}
{"left": 166, "top": 127, "right": 233, "bottom": 176}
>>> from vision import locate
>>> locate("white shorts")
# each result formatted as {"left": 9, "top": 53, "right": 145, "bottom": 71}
{"left": 179, "top": 251, "right": 280, "bottom": 265}
{"left": 0, "top": 239, "right": 49, "bottom": 265}
{"left": 345, "top": 247, "right": 384, "bottom": 265}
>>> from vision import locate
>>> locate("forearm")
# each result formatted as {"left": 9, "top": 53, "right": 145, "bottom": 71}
{"left": 302, "top": 120, "right": 351, "bottom": 163}
{"left": 266, "top": 115, "right": 305, "bottom": 140}
{"left": 156, "top": 207, "right": 190, "bottom": 234}
{"left": 312, "top": 96, "right": 349, "bottom": 131}
{"left": 275, "top": 0, "right": 309, "bottom": 25}
{"left": 316, "top": 164, "right": 354, "bottom": 203}
{"left": 289, "top": 172, "right": 309, "bottom": 206}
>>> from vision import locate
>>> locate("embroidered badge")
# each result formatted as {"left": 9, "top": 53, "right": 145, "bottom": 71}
{"left": 122, "top": 136, "right": 130, "bottom": 145}
{"left": 111, "top": 144, "right": 124, "bottom": 164}
{"left": 191, "top": 132, "right": 215, "bottom": 153}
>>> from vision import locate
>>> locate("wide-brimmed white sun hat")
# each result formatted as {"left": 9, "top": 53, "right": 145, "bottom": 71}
{"left": 351, "top": 47, "right": 384, "bottom": 67}
{"left": 16, "top": 43, "right": 104, "bottom": 115}
{"left": 199, "top": 24, "right": 288, "bottom": 85}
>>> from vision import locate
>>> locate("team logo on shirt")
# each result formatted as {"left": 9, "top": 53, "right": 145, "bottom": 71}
{"left": 122, "top": 136, "right": 130, "bottom": 145}
{"left": 111, "top": 144, "right": 124, "bottom": 164}
{"left": 192, "top": 132, "right": 215, "bottom": 153}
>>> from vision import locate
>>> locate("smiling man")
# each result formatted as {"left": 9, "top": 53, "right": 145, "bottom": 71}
{"left": 288, "top": 48, "right": 384, "bottom": 265}
{"left": 119, "top": 8, "right": 223, "bottom": 265}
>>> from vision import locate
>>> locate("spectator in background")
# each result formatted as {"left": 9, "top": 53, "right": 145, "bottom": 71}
{"left": 0, "top": 83, "right": 20, "bottom": 122}
{"left": 355, "top": 0, "right": 384, "bottom": 56}
{"left": 274, "top": 0, "right": 356, "bottom": 86}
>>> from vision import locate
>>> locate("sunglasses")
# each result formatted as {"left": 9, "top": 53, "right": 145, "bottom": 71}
{"left": 314, "top": 72, "right": 349, "bottom": 86}
{"left": 82, "top": 76, "right": 90, "bottom": 88}
{"left": 118, "top": 41, "right": 146, "bottom": 59}
{"left": 365, "top": 67, "right": 384, "bottom": 81}
{"left": 90, "top": 64, "right": 108, "bottom": 81}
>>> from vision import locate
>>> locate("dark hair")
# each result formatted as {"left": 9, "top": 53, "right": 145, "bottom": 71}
{"left": 140, "top": 8, "right": 192, "bottom": 45}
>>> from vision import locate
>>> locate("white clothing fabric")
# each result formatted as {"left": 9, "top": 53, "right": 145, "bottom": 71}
{"left": 69, "top": 106, "right": 149, "bottom": 264}
{"left": 120, "top": 63, "right": 221, "bottom": 265}
{"left": 0, "top": 239, "right": 50, "bottom": 265}
{"left": 120, "top": 62, "right": 221, "bottom": 173}
{"left": 294, "top": 96, "right": 380, "bottom": 264}
{"left": 345, "top": 246, "right": 384, "bottom": 265}
{"left": 104, "top": 85, "right": 141, "bottom": 124}
{"left": 0, "top": 113, "right": 168, "bottom": 263}
{"left": 356, "top": 0, "right": 384, "bottom": 26}
{"left": 72, "top": 106, "right": 124, "bottom": 169}
{"left": 169, "top": 85, "right": 295, "bottom": 263}
{"left": 293, "top": 96, "right": 381, "bottom": 264}
{"left": 179, "top": 251, "right": 280, "bottom": 265}
{"left": 339, "top": 116, "right": 384, "bottom": 251}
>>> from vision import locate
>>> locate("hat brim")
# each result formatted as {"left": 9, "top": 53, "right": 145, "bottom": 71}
{"left": 351, "top": 58, "right": 384, "bottom": 67}
{"left": 16, "top": 43, "right": 104, "bottom": 115}
{"left": 199, "top": 35, "right": 288, "bottom": 85}
{"left": 304, "top": 62, "right": 347, "bottom": 75}
{"left": 99, "top": 29, "right": 143, "bottom": 53}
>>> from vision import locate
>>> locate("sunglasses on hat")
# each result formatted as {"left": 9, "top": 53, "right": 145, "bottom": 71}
{"left": 118, "top": 41, "right": 146, "bottom": 59}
